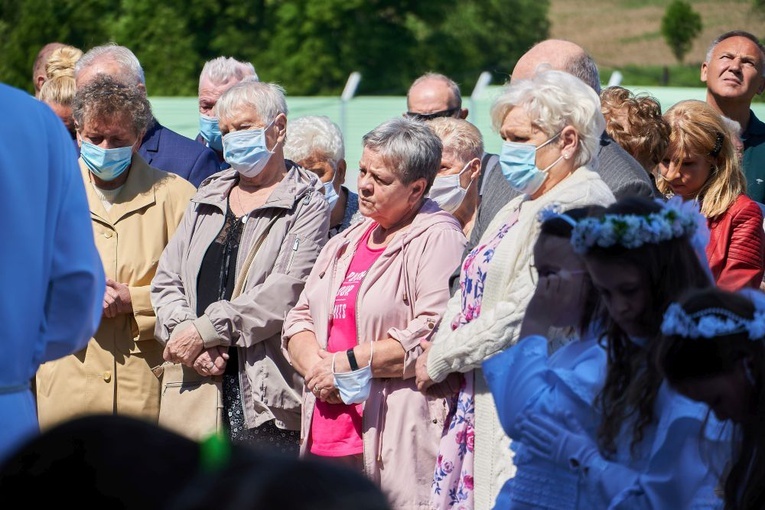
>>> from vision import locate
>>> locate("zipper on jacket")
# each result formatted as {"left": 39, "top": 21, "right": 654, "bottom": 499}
{"left": 285, "top": 237, "right": 300, "bottom": 273}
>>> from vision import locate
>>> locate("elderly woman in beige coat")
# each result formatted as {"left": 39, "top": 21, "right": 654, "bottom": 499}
{"left": 36, "top": 75, "right": 196, "bottom": 429}
{"left": 151, "top": 81, "right": 329, "bottom": 453}
{"left": 283, "top": 118, "right": 466, "bottom": 509}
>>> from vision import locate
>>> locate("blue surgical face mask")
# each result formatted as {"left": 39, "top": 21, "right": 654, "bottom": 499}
{"left": 80, "top": 141, "right": 133, "bottom": 182}
{"left": 333, "top": 343, "right": 374, "bottom": 405}
{"left": 222, "top": 120, "right": 275, "bottom": 178}
{"left": 199, "top": 114, "right": 223, "bottom": 152}
{"left": 499, "top": 132, "right": 563, "bottom": 195}
{"left": 324, "top": 179, "right": 340, "bottom": 209}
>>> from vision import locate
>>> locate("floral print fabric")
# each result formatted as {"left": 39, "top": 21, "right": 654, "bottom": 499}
{"left": 430, "top": 209, "right": 520, "bottom": 509}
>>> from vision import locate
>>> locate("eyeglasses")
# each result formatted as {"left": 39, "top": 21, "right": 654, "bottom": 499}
{"left": 529, "top": 264, "right": 588, "bottom": 286}
{"left": 404, "top": 107, "right": 461, "bottom": 122}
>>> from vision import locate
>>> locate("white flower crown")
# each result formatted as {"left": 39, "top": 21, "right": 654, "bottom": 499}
{"left": 569, "top": 196, "right": 704, "bottom": 254}
{"left": 661, "top": 298, "right": 765, "bottom": 340}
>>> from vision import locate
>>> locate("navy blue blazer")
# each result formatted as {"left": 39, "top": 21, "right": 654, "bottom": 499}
{"left": 138, "top": 121, "right": 220, "bottom": 187}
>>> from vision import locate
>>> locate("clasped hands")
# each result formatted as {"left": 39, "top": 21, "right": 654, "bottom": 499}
{"left": 304, "top": 349, "right": 342, "bottom": 404}
{"left": 515, "top": 410, "right": 598, "bottom": 470}
{"left": 163, "top": 324, "right": 229, "bottom": 377}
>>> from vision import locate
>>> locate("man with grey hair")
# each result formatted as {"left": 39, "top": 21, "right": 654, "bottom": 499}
{"left": 75, "top": 43, "right": 219, "bottom": 187}
{"left": 197, "top": 56, "right": 258, "bottom": 166}
{"left": 283, "top": 115, "right": 360, "bottom": 237}
{"left": 702, "top": 30, "right": 765, "bottom": 202}
{"left": 454, "top": 39, "right": 658, "bottom": 295}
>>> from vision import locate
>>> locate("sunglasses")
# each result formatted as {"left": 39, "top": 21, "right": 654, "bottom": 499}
{"left": 404, "top": 107, "right": 461, "bottom": 122}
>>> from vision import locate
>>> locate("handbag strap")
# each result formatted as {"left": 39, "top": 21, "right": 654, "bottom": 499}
{"left": 231, "top": 210, "right": 284, "bottom": 299}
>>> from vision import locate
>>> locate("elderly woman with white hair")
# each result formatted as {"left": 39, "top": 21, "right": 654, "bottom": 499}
{"left": 415, "top": 70, "right": 616, "bottom": 509}
{"left": 284, "top": 115, "right": 360, "bottom": 237}
{"left": 425, "top": 117, "right": 484, "bottom": 237}
{"left": 282, "top": 117, "right": 466, "bottom": 509}
{"left": 151, "top": 81, "right": 330, "bottom": 453}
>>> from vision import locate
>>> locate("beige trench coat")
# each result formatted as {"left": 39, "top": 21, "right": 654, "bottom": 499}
{"left": 36, "top": 155, "right": 196, "bottom": 429}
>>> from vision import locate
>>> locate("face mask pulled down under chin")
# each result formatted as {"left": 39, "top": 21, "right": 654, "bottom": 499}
{"left": 222, "top": 121, "right": 275, "bottom": 178}
{"left": 333, "top": 342, "right": 374, "bottom": 405}
{"left": 427, "top": 161, "right": 472, "bottom": 213}
{"left": 499, "top": 133, "right": 562, "bottom": 195}
{"left": 80, "top": 141, "right": 133, "bottom": 182}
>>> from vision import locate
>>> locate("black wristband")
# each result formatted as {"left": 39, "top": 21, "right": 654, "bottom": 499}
{"left": 346, "top": 348, "right": 359, "bottom": 371}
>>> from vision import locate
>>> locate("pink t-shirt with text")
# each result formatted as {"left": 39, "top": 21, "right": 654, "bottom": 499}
{"left": 310, "top": 224, "right": 384, "bottom": 457}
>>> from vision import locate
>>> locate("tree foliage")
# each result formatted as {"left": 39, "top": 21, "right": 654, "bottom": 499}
{"left": 660, "top": 0, "right": 702, "bottom": 64}
{"left": 0, "top": 0, "right": 549, "bottom": 96}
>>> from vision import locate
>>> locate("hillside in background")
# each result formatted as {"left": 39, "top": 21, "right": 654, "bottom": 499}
{"left": 549, "top": 0, "right": 763, "bottom": 69}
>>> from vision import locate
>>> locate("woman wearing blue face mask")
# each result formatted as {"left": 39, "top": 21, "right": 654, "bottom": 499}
{"left": 414, "top": 70, "right": 615, "bottom": 509}
{"left": 152, "top": 81, "right": 330, "bottom": 453}
{"left": 282, "top": 117, "right": 466, "bottom": 509}
{"left": 36, "top": 75, "right": 197, "bottom": 430}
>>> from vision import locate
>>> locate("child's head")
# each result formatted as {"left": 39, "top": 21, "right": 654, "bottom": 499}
{"left": 534, "top": 205, "right": 603, "bottom": 332}
{"left": 573, "top": 196, "right": 712, "bottom": 339}
{"left": 658, "top": 287, "right": 764, "bottom": 423}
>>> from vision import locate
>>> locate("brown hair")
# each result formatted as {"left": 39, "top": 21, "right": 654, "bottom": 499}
{"left": 657, "top": 287, "right": 765, "bottom": 510}
{"left": 600, "top": 86, "right": 670, "bottom": 174}
{"left": 582, "top": 197, "right": 712, "bottom": 456}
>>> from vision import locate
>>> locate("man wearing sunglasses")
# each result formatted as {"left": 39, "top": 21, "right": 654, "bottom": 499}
{"left": 405, "top": 73, "right": 468, "bottom": 121}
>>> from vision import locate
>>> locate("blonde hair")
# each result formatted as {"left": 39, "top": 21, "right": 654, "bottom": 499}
{"left": 39, "top": 75, "right": 77, "bottom": 107}
{"left": 45, "top": 46, "right": 83, "bottom": 80}
{"left": 426, "top": 117, "right": 484, "bottom": 163}
{"left": 658, "top": 100, "right": 745, "bottom": 220}
{"left": 600, "top": 86, "right": 670, "bottom": 173}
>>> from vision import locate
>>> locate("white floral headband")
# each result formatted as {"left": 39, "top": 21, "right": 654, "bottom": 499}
{"left": 537, "top": 203, "right": 577, "bottom": 227}
{"left": 661, "top": 297, "right": 765, "bottom": 340}
{"left": 569, "top": 196, "right": 706, "bottom": 254}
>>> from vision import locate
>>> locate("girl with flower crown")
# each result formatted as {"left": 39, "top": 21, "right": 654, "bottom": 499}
{"left": 657, "top": 99, "right": 765, "bottom": 291}
{"left": 513, "top": 196, "right": 729, "bottom": 509}
{"left": 658, "top": 287, "right": 765, "bottom": 510}
{"left": 482, "top": 205, "right": 607, "bottom": 509}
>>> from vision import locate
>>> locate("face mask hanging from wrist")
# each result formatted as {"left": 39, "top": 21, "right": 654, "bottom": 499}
{"left": 499, "top": 131, "right": 564, "bottom": 195}
{"left": 199, "top": 114, "right": 223, "bottom": 152}
{"left": 427, "top": 160, "right": 473, "bottom": 213}
{"left": 333, "top": 342, "right": 374, "bottom": 405}
{"left": 222, "top": 120, "right": 276, "bottom": 178}
{"left": 80, "top": 141, "right": 133, "bottom": 182}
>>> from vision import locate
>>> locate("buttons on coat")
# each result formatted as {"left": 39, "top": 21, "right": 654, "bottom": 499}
{"left": 102, "top": 372, "right": 112, "bottom": 382}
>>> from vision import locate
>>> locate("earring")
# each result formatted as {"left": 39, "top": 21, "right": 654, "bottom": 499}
{"left": 563, "top": 153, "right": 571, "bottom": 160}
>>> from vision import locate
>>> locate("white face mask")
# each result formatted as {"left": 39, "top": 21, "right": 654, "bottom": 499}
{"left": 427, "top": 161, "right": 473, "bottom": 213}
{"left": 333, "top": 342, "right": 374, "bottom": 405}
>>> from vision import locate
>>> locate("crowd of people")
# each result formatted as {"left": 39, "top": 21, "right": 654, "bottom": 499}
{"left": 1, "top": 29, "right": 765, "bottom": 510}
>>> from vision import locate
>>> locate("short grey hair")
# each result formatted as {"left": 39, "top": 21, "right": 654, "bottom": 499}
{"left": 564, "top": 51, "right": 601, "bottom": 94}
{"left": 73, "top": 75, "right": 153, "bottom": 137}
{"left": 407, "top": 72, "right": 462, "bottom": 108}
{"left": 284, "top": 115, "right": 345, "bottom": 165}
{"left": 362, "top": 117, "right": 442, "bottom": 192}
{"left": 199, "top": 56, "right": 258, "bottom": 89}
{"left": 491, "top": 69, "right": 605, "bottom": 169}
{"left": 75, "top": 43, "right": 145, "bottom": 86}
{"left": 215, "top": 81, "right": 288, "bottom": 125}
{"left": 705, "top": 30, "right": 765, "bottom": 77}
{"left": 426, "top": 117, "right": 484, "bottom": 163}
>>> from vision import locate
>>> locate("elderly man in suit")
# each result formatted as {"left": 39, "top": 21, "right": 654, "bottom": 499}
{"left": 74, "top": 44, "right": 220, "bottom": 188}
{"left": 196, "top": 56, "right": 258, "bottom": 168}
